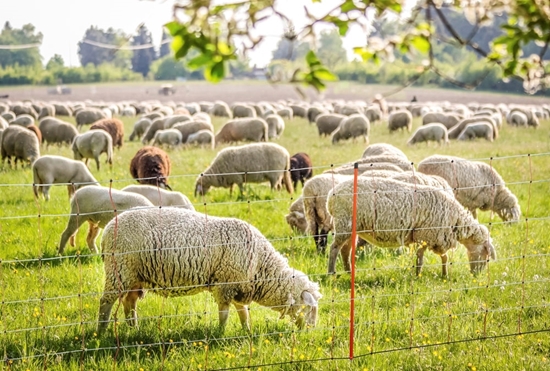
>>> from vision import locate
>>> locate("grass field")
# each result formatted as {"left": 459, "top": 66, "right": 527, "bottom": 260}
{"left": 1, "top": 82, "right": 550, "bottom": 370}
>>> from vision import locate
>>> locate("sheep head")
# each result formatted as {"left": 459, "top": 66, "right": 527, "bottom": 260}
{"left": 275, "top": 272, "right": 321, "bottom": 329}
{"left": 465, "top": 236, "right": 496, "bottom": 274}
{"left": 285, "top": 211, "right": 307, "bottom": 234}
{"left": 194, "top": 181, "right": 210, "bottom": 197}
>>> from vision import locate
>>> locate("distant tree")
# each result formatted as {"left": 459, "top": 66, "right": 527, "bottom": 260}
{"left": 271, "top": 37, "right": 310, "bottom": 61}
{"left": 0, "top": 22, "right": 43, "bottom": 68}
{"left": 46, "top": 54, "right": 64, "bottom": 70}
{"left": 77, "top": 26, "right": 132, "bottom": 68}
{"left": 317, "top": 29, "right": 347, "bottom": 69}
{"left": 159, "top": 29, "right": 171, "bottom": 58}
{"left": 131, "top": 24, "right": 155, "bottom": 76}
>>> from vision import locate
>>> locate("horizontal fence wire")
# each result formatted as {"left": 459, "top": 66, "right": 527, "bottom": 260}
{"left": 0, "top": 151, "right": 549, "bottom": 369}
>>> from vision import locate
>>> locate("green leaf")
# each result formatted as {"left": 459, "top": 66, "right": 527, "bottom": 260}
{"left": 164, "top": 21, "right": 184, "bottom": 36}
{"left": 204, "top": 61, "right": 226, "bottom": 82}
{"left": 305, "top": 50, "right": 322, "bottom": 67}
{"left": 187, "top": 53, "right": 213, "bottom": 69}
{"left": 313, "top": 68, "right": 338, "bottom": 81}
{"left": 410, "top": 35, "right": 430, "bottom": 54}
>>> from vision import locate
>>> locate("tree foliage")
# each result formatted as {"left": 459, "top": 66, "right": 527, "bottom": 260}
{"left": 272, "top": 38, "right": 311, "bottom": 61}
{"left": 0, "top": 22, "right": 43, "bottom": 68}
{"left": 77, "top": 26, "right": 132, "bottom": 68}
{"left": 131, "top": 24, "right": 156, "bottom": 77}
{"left": 317, "top": 29, "right": 347, "bottom": 69}
{"left": 159, "top": 29, "right": 172, "bottom": 59}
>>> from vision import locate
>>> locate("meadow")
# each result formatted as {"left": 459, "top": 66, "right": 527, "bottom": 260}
{"left": 0, "top": 84, "right": 550, "bottom": 370}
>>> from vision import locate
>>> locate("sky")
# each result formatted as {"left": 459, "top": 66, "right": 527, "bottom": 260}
{"left": 1, "top": 0, "right": 370, "bottom": 68}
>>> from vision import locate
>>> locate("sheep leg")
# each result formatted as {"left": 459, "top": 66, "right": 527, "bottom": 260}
{"left": 340, "top": 239, "right": 353, "bottom": 272}
{"left": 42, "top": 185, "right": 51, "bottom": 201}
{"left": 122, "top": 285, "right": 142, "bottom": 327}
{"left": 97, "top": 294, "right": 117, "bottom": 335}
{"left": 234, "top": 303, "right": 250, "bottom": 332}
{"left": 94, "top": 155, "right": 100, "bottom": 171}
{"left": 217, "top": 302, "right": 231, "bottom": 331}
{"left": 441, "top": 254, "right": 448, "bottom": 277}
{"left": 67, "top": 185, "right": 76, "bottom": 199}
{"left": 416, "top": 246, "right": 427, "bottom": 276}
{"left": 328, "top": 236, "right": 349, "bottom": 274}
{"left": 318, "top": 228, "right": 329, "bottom": 254}
{"left": 58, "top": 214, "right": 88, "bottom": 254}
{"left": 86, "top": 222, "right": 101, "bottom": 254}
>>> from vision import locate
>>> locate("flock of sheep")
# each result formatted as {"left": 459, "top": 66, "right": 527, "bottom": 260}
{"left": 0, "top": 96, "right": 544, "bottom": 336}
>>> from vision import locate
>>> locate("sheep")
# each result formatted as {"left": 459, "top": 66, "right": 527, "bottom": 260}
{"left": 186, "top": 129, "right": 215, "bottom": 149}
{"left": 163, "top": 114, "right": 192, "bottom": 129}
{"left": 52, "top": 103, "right": 72, "bottom": 116}
{"left": 97, "top": 207, "right": 321, "bottom": 335}
{"left": 327, "top": 177, "right": 496, "bottom": 275}
{"left": 172, "top": 121, "right": 214, "bottom": 143}
{"left": 265, "top": 114, "right": 285, "bottom": 139}
{"left": 10, "top": 114, "right": 35, "bottom": 127}
{"left": 130, "top": 146, "right": 172, "bottom": 189}
{"left": 315, "top": 114, "right": 345, "bottom": 137}
{"left": 361, "top": 143, "right": 408, "bottom": 159}
{"left": 209, "top": 101, "right": 232, "bottom": 118}
{"left": 507, "top": 110, "right": 528, "bottom": 127}
{"left": 39, "top": 118, "right": 79, "bottom": 147}
{"left": 128, "top": 118, "right": 152, "bottom": 141}
{"left": 141, "top": 118, "right": 166, "bottom": 144}
{"left": 289, "top": 104, "right": 308, "bottom": 119}
{"left": 195, "top": 142, "right": 293, "bottom": 196}
{"left": 285, "top": 196, "right": 307, "bottom": 234}
{"left": 388, "top": 110, "right": 413, "bottom": 132}
{"left": 26, "top": 124, "right": 42, "bottom": 143}
{"left": 90, "top": 118, "right": 125, "bottom": 149}
{"left": 0, "top": 116, "right": 8, "bottom": 130}
{"left": 38, "top": 105, "right": 55, "bottom": 120}
{"left": 12, "top": 104, "right": 37, "bottom": 119}
{"left": 365, "top": 106, "right": 381, "bottom": 123}
{"left": 152, "top": 129, "right": 183, "bottom": 148}
{"left": 422, "top": 112, "right": 460, "bottom": 129}
{"left": 1, "top": 125, "right": 40, "bottom": 168}
{"left": 351, "top": 154, "right": 413, "bottom": 172}
{"left": 121, "top": 185, "right": 194, "bottom": 209}
{"left": 277, "top": 107, "right": 293, "bottom": 120}
{"left": 142, "top": 111, "right": 164, "bottom": 121}
{"left": 290, "top": 152, "right": 313, "bottom": 189}
{"left": 307, "top": 106, "right": 327, "bottom": 123}
{"left": 331, "top": 114, "right": 370, "bottom": 144}
{"left": 75, "top": 108, "right": 107, "bottom": 129}
{"left": 215, "top": 118, "right": 268, "bottom": 145}
{"left": 198, "top": 101, "right": 213, "bottom": 112}
{"left": 232, "top": 104, "right": 256, "bottom": 118}
{"left": 457, "top": 122, "right": 494, "bottom": 142}
{"left": 72, "top": 129, "right": 113, "bottom": 171}
{"left": 448, "top": 116, "right": 497, "bottom": 140}
{"left": 418, "top": 154, "right": 521, "bottom": 222}
{"left": 192, "top": 112, "right": 212, "bottom": 124}
{"left": 2, "top": 111, "right": 15, "bottom": 122}
{"left": 507, "top": 107, "right": 539, "bottom": 128}
{"left": 324, "top": 162, "right": 405, "bottom": 175}
{"left": 57, "top": 186, "right": 155, "bottom": 254}
{"left": 407, "top": 123, "right": 449, "bottom": 146}
{"left": 32, "top": 155, "right": 99, "bottom": 201}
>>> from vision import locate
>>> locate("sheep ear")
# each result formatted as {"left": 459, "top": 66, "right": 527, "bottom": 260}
{"left": 279, "top": 293, "right": 295, "bottom": 319}
{"left": 301, "top": 291, "right": 317, "bottom": 307}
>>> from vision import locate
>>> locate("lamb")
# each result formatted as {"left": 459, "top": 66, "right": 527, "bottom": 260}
{"left": 72, "top": 129, "right": 113, "bottom": 171}
{"left": 130, "top": 146, "right": 172, "bottom": 189}
{"left": 10, "top": 114, "right": 35, "bottom": 127}
{"left": 232, "top": 104, "right": 257, "bottom": 118}
{"left": 361, "top": 143, "right": 408, "bottom": 159}
{"left": 141, "top": 118, "right": 166, "bottom": 144}
{"left": 265, "top": 114, "right": 285, "bottom": 139}
{"left": 128, "top": 118, "right": 152, "bottom": 141}
{"left": 121, "top": 185, "right": 194, "bottom": 209}
{"left": 407, "top": 123, "right": 449, "bottom": 146}
{"left": 285, "top": 196, "right": 307, "bottom": 234}
{"left": 327, "top": 177, "right": 496, "bottom": 275}
{"left": 331, "top": 114, "right": 370, "bottom": 144}
{"left": 290, "top": 152, "right": 313, "bottom": 189}
{"left": 195, "top": 142, "right": 293, "bottom": 196}
{"left": 418, "top": 154, "right": 521, "bottom": 222}
{"left": 186, "top": 129, "right": 215, "bottom": 149}
{"left": 32, "top": 155, "right": 99, "bottom": 201}
{"left": 152, "top": 128, "right": 183, "bottom": 148}
{"left": 1, "top": 125, "right": 40, "bottom": 168}
{"left": 39, "top": 118, "right": 79, "bottom": 147}
{"left": 457, "top": 122, "right": 494, "bottom": 142}
{"left": 315, "top": 114, "right": 345, "bottom": 137}
{"left": 97, "top": 207, "right": 321, "bottom": 334}
{"left": 209, "top": 101, "right": 232, "bottom": 118}
{"left": 388, "top": 110, "right": 413, "bottom": 132}
{"left": 214, "top": 118, "right": 268, "bottom": 145}
{"left": 172, "top": 120, "right": 214, "bottom": 142}
{"left": 75, "top": 108, "right": 107, "bottom": 129}
{"left": 57, "top": 186, "right": 154, "bottom": 254}
{"left": 90, "top": 118, "right": 125, "bottom": 149}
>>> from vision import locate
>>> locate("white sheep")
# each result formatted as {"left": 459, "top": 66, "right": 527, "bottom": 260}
{"left": 407, "top": 123, "right": 449, "bottom": 146}
{"left": 32, "top": 155, "right": 99, "bottom": 201}
{"left": 1, "top": 125, "right": 40, "bottom": 168}
{"left": 195, "top": 142, "right": 293, "bottom": 196}
{"left": 361, "top": 143, "right": 408, "bottom": 159}
{"left": 331, "top": 114, "right": 370, "bottom": 144}
{"left": 186, "top": 129, "right": 215, "bottom": 149}
{"left": 121, "top": 185, "right": 194, "bottom": 209}
{"left": 72, "top": 129, "right": 113, "bottom": 171}
{"left": 128, "top": 118, "right": 152, "bottom": 141}
{"left": 97, "top": 207, "right": 321, "bottom": 334}
{"left": 152, "top": 128, "right": 183, "bottom": 148}
{"left": 58, "top": 186, "right": 154, "bottom": 254}
{"left": 285, "top": 196, "right": 307, "bottom": 234}
{"left": 418, "top": 154, "right": 521, "bottom": 222}
{"left": 327, "top": 177, "right": 496, "bottom": 275}
{"left": 215, "top": 118, "right": 268, "bottom": 145}
{"left": 388, "top": 110, "right": 413, "bottom": 132}
{"left": 265, "top": 114, "right": 285, "bottom": 139}
{"left": 457, "top": 122, "right": 494, "bottom": 142}
{"left": 506, "top": 111, "right": 528, "bottom": 127}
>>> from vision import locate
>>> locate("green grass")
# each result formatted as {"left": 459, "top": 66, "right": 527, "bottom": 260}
{"left": 1, "top": 106, "right": 550, "bottom": 370}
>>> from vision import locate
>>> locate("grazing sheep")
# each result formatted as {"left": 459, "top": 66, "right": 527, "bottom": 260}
{"left": 172, "top": 121, "right": 214, "bottom": 143}
{"left": 141, "top": 118, "right": 166, "bottom": 144}
{"left": 129, "top": 118, "right": 152, "bottom": 141}
{"left": 290, "top": 152, "right": 313, "bottom": 189}
{"left": 365, "top": 106, "right": 382, "bottom": 123}
{"left": 331, "top": 114, "right": 370, "bottom": 144}
{"left": 407, "top": 123, "right": 449, "bottom": 146}
{"left": 215, "top": 118, "right": 268, "bottom": 145}
{"left": 186, "top": 129, "right": 215, "bottom": 149}
{"left": 195, "top": 142, "right": 293, "bottom": 196}
{"left": 72, "top": 129, "right": 113, "bottom": 171}
{"left": 192, "top": 112, "right": 212, "bottom": 124}
{"left": 289, "top": 104, "right": 308, "bottom": 119}
{"left": 327, "top": 177, "right": 496, "bottom": 275}
{"left": 10, "top": 114, "right": 35, "bottom": 127}
{"left": 265, "top": 114, "right": 285, "bottom": 139}
{"left": 457, "top": 122, "right": 494, "bottom": 142}
{"left": 90, "top": 118, "right": 125, "bottom": 149}
{"left": 507, "top": 111, "right": 528, "bottom": 127}
{"left": 75, "top": 108, "right": 107, "bottom": 129}
{"left": 507, "top": 107, "right": 539, "bottom": 128}
{"left": 52, "top": 103, "right": 72, "bottom": 117}
{"left": 32, "top": 155, "right": 99, "bottom": 201}
{"left": 277, "top": 107, "right": 293, "bottom": 120}
{"left": 232, "top": 104, "right": 257, "bottom": 118}
{"left": 324, "top": 162, "right": 405, "bottom": 175}
{"left": 142, "top": 111, "right": 164, "bottom": 121}
{"left": 152, "top": 128, "right": 183, "bottom": 148}
{"left": 39, "top": 118, "right": 79, "bottom": 147}
{"left": 0, "top": 116, "right": 8, "bottom": 129}
{"left": 388, "top": 110, "right": 413, "bottom": 133}
{"left": 121, "top": 185, "right": 194, "bottom": 209}
{"left": 26, "top": 124, "right": 42, "bottom": 143}
{"left": 1, "top": 125, "right": 40, "bottom": 168}
{"left": 58, "top": 186, "right": 154, "bottom": 254}
{"left": 121, "top": 106, "right": 137, "bottom": 117}
{"left": 209, "top": 101, "right": 232, "bottom": 118}
{"left": 418, "top": 154, "right": 521, "bottom": 222}
{"left": 422, "top": 112, "right": 460, "bottom": 129}
{"left": 307, "top": 106, "right": 327, "bottom": 123}
{"left": 38, "top": 105, "right": 55, "bottom": 120}
{"left": 12, "top": 105, "right": 37, "bottom": 119}
{"left": 2, "top": 112, "right": 15, "bottom": 122}
{"left": 163, "top": 114, "right": 193, "bottom": 129}
{"left": 315, "top": 113, "right": 345, "bottom": 137}
{"left": 352, "top": 154, "right": 413, "bottom": 172}
{"left": 448, "top": 116, "right": 497, "bottom": 140}
{"left": 97, "top": 207, "right": 321, "bottom": 334}
{"left": 130, "top": 146, "right": 172, "bottom": 189}
{"left": 285, "top": 196, "right": 307, "bottom": 234}
{"left": 361, "top": 143, "right": 408, "bottom": 159}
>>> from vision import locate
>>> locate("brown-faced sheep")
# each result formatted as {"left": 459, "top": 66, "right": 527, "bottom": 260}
{"left": 90, "top": 118, "right": 125, "bottom": 149}
{"left": 130, "top": 146, "right": 172, "bottom": 189}
{"left": 290, "top": 152, "right": 313, "bottom": 189}
{"left": 215, "top": 118, "right": 268, "bottom": 145}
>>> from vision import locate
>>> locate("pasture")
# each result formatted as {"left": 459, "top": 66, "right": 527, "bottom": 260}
{"left": 0, "top": 82, "right": 550, "bottom": 370}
